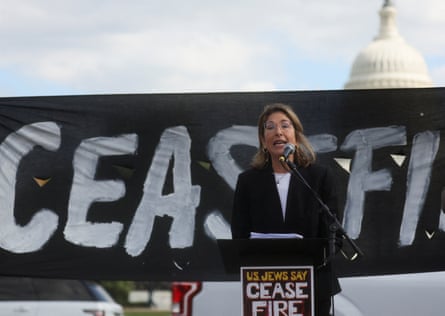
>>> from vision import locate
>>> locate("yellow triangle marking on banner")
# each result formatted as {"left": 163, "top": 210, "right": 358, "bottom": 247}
{"left": 112, "top": 165, "right": 135, "bottom": 179}
{"left": 33, "top": 177, "right": 51, "bottom": 187}
{"left": 197, "top": 161, "right": 211, "bottom": 171}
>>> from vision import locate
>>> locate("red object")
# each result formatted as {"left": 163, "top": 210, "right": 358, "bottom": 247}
{"left": 171, "top": 282, "right": 202, "bottom": 316}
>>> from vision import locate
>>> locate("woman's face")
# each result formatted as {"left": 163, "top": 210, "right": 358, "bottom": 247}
{"left": 261, "top": 111, "right": 297, "bottom": 160}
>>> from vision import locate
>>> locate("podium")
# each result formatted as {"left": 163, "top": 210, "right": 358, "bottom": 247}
{"left": 217, "top": 238, "right": 330, "bottom": 316}
{"left": 217, "top": 238, "right": 327, "bottom": 274}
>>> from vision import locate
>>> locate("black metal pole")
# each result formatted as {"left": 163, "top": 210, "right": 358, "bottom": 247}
{"left": 281, "top": 159, "right": 364, "bottom": 260}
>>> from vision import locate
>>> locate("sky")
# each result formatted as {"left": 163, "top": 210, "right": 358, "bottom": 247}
{"left": 0, "top": 0, "right": 444, "bottom": 97}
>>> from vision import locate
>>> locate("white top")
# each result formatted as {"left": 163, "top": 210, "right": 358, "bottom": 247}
{"left": 274, "top": 172, "right": 291, "bottom": 219}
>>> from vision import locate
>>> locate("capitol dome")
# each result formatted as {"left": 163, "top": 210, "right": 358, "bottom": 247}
{"left": 344, "top": 0, "right": 433, "bottom": 89}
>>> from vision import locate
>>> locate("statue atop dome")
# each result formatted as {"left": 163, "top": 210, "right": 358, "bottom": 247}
{"left": 383, "top": 0, "right": 394, "bottom": 8}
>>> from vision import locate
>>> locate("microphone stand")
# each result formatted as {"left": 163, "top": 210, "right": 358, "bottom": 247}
{"left": 280, "top": 155, "right": 364, "bottom": 316}
{"left": 280, "top": 157, "right": 364, "bottom": 262}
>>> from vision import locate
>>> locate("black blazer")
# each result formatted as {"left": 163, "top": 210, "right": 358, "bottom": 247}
{"left": 231, "top": 162, "right": 338, "bottom": 239}
{"left": 230, "top": 162, "right": 341, "bottom": 298}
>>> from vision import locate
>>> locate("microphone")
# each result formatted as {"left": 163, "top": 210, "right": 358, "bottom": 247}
{"left": 279, "top": 143, "right": 295, "bottom": 162}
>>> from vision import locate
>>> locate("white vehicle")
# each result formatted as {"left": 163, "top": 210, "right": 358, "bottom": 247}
{"left": 172, "top": 271, "right": 445, "bottom": 316}
{"left": 0, "top": 277, "right": 124, "bottom": 316}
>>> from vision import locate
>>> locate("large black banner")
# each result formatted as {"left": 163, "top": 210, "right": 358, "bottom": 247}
{"left": 0, "top": 88, "right": 444, "bottom": 281}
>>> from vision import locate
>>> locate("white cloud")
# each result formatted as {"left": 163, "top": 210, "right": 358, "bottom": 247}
{"left": 0, "top": 0, "right": 443, "bottom": 96}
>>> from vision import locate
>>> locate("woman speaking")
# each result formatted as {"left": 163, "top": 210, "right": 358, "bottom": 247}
{"left": 231, "top": 103, "right": 341, "bottom": 315}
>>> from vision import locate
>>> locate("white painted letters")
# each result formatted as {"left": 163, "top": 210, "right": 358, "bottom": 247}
{"left": 64, "top": 134, "right": 138, "bottom": 248}
{"left": 0, "top": 122, "right": 60, "bottom": 253}
{"left": 125, "top": 126, "right": 201, "bottom": 256}
{"left": 341, "top": 126, "right": 407, "bottom": 239}
{"left": 399, "top": 131, "right": 440, "bottom": 245}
